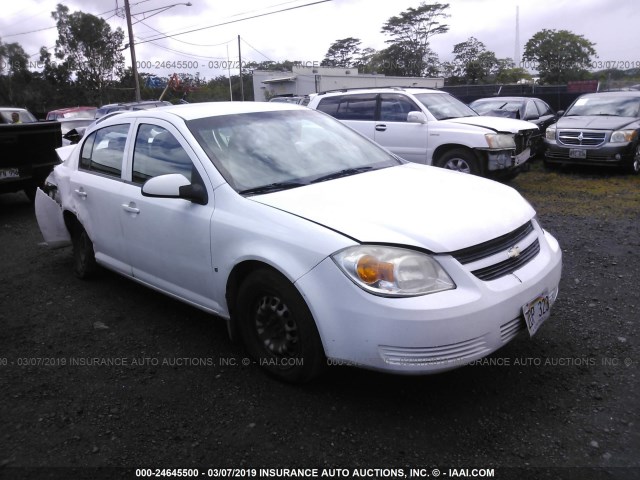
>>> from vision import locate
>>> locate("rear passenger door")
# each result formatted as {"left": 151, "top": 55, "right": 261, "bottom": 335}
{"left": 70, "top": 123, "right": 133, "bottom": 276}
{"left": 118, "top": 120, "right": 218, "bottom": 311}
{"left": 315, "top": 94, "right": 377, "bottom": 140}
{"left": 375, "top": 93, "right": 428, "bottom": 163}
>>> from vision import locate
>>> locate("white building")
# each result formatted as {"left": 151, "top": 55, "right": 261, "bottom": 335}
{"left": 253, "top": 66, "right": 444, "bottom": 101}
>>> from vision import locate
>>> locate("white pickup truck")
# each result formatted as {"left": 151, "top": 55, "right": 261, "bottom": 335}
{"left": 307, "top": 87, "right": 540, "bottom": 178}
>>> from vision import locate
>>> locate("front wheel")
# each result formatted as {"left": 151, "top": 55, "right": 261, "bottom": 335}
{"left": 236, "top": 269, "right": 325, "bottom": 383}
{"left": 435, "top": 149, "right": 481, "bottom": 175}
{"left": 71, "top": 223, "right": 97, "bottom": 279}
{"left": 629, "top": 144, "right": 640, "bottom": 175}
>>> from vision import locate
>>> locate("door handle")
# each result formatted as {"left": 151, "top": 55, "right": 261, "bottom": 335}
{"left": 375, "top": 124, "right": 387, "bottom": 131}
{"left": 122, "top": 203, "right": 140, "bottom": 214}
{"left": 74, "top": 188, "right": 87, "bottom": 198}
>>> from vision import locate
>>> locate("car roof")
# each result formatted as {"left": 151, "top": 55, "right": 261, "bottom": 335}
{"left": 48, "top": 106, "right": 95, "bottom": 113}
{"left": 316, "top": 87, "right": 445, "bottom": 97}
{"left": 471, "top": 97, "right": 537, "bottom": 103}
{"left": 92, "top": 101, "right": 306, "bottom": 124}
{"left": 580, "top": 91, "right": 640, "bottom": 98}
{"left": 0, "top": 107, "right": 29, "bottom": 112}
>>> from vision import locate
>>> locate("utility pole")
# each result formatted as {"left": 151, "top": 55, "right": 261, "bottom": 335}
{"left": 238, "top": 35, "right": 244, "bottom": 101}
{"left": 124, "top": 0, "right": 142, "bottom": 102}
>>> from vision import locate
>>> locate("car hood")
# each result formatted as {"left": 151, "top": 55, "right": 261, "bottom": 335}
{"left": 251, "top": 163, "right": 535, "bottom": 253}
{"left": 445, "top": 115, "right": 538, "bottom": 133}
{"left": 554, "top": 115, "right": 637, "bottom": 130}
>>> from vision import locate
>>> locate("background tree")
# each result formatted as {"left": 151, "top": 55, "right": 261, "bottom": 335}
{"left": 523, "top": 29, "right": 597, "bottom": 84}
{"left": 50, "top": 3, "right": 125, "bottom": 104}
{"left": 449, "top": 37, "right": 498, "bottom": 84}
{"left": 380, "top": 2, "right": 449, "bottom": 76}
{"left": 321, "top": 37, "right": 362, "bottom": 67}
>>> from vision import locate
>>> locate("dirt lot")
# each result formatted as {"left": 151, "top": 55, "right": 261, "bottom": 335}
{"left": 1, "top": 163, "right": 638, "bottom": 480}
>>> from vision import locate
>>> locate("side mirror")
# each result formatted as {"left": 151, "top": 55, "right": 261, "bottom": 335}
{"left": 407, "top": 111, "right": 427, "bottom": 124}
{"left": 556, "top": 110, "right": 565, "bottom": 117}
{"left": 142, "top": 173, "right": 208, "bottom": 205}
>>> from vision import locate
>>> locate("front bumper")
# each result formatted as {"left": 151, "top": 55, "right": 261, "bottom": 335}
{"left": 544, "top": 141, "right": 635, "bottom": 167}
{"left": 295, "top": 228, "right": 562, "bottom": 374}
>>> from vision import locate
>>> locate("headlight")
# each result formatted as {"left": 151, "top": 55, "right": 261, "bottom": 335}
{"left": 332, "top": 245, "right": 455, "bottom": 297}
{"left": 545, "top": 126, "right": 556, "bottom": 141}
{"left": 610, "top": 129, "right": 637, "bottom": 143}
{"left": 485, "top": 133, "right": 516, "bottom": 149}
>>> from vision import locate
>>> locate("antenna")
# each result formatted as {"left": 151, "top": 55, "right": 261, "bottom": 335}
{"left": 514, "top": 5, "right": 520, "bottom": 67}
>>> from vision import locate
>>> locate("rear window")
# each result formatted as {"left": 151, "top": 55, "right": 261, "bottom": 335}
{"left": 316, "top": 94, "right": 377, "bottom": 121}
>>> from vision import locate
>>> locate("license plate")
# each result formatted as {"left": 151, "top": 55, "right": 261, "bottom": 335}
{"left": 0, "top": 168, "right": 20, "bottom": 180}
{"left": 569, "top": 148, "right": 587, "bottom": 159}
{"left": 514, "top": 147, "right": 530, "bottom": 165}
{"left": 522, "top": 291, "right": 551, "bottom": 337}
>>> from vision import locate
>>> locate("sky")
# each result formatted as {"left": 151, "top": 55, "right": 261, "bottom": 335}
{"left": 0, "top": 0, "right": 637, "bottom": 81}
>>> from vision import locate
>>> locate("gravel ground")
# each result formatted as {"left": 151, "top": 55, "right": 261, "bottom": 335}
{"left": 0, "top": 164, "right": 638, "bottom": 480}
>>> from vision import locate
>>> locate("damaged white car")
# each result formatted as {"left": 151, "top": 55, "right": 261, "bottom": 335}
{"left": 36, "top": 102, "right": 562, "bottom": 382}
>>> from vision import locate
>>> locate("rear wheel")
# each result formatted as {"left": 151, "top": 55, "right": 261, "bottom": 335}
{"left": 236, "top": 268, "right": 325, "bottom": 383}
{"left": 435, "top": 149, "right": 481, "bottom": 175}
{"left": 72, "top": 223, "right": 97, "bottom": 279}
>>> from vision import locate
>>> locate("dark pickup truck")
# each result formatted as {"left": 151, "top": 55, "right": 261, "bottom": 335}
{"left": 543, "top": 91, "right": 640, "bottom": 174}
{"left": 0, "top": 108, "right": 62, "bottom": 201}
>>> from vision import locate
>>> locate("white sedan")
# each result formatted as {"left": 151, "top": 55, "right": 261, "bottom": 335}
{"left": 35, "top": 102, "right": 562, "bottom": 383}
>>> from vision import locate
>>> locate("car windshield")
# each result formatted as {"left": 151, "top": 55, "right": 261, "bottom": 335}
{"left": 471, "top": 100, "right": 521, "bottom": 115}
{"left": 565, "top": 96, "right": 640, "bottom": 117}
{"left": 187, "top": 110, "right": 401, "bottom": 194}
{"left": 1, "top": 110, "right": 37, "bottom": 123}
{"left": 414, "top": 93, "right": 478, "bottom": 120}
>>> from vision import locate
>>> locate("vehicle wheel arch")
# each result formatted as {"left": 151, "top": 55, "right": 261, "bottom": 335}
{"left": 433, "top": 144, "right": 484, "bottom": 175}
{"left": 226, "top": 260, "right": 326, "bottom": 383}
{"left": 225, "top": 260, "right": 295, "bottom": 341}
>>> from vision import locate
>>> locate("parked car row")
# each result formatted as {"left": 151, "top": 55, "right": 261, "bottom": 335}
{"left": 468, "top": 92, "right": 640, "bottom": 174}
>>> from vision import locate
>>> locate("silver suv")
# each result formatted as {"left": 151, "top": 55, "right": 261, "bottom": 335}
{"left": 307, "top": 87, "right": 540, "bottom": 178}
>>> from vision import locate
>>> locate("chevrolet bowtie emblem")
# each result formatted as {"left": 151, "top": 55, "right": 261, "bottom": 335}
{"left": 507, "top": 246, "right": 521, "bottom": 259}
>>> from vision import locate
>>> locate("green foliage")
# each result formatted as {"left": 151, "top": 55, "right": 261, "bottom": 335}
{"left": 321, "top": 37, "right": 362, "bottom": 67}
{"left": 379, "top": 2, "right": 449, "bottom": 76}
{"left": 523, "top": 29, "right": 597, "bottom": 84}
{"left": 49, "top": 3, "right": 125, "bottom": 103}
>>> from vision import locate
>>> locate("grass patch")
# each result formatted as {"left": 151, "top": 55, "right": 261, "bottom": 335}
{"left": 509, "top": 161, "right": 640, "bottom": 218}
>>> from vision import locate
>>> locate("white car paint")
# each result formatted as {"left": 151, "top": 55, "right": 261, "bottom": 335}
{"left": 35, "top": 102, "right": 562, "bottom": 380}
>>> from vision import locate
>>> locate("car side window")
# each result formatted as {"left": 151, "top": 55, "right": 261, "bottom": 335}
{"left": 132, "top": 124, "right": 194, "bottom": 185}
{"left": 379, "top": 94, "right": 420, "bottom": 122}
{"left": 534, "top": 100, "right": 553, "bottom": 116}
{"left": 79, "top": 124, "right": 129, "bottom": 177}
{"left": 524, "top": 101, "right": 539, "bottom": 119}
{"left": 335, "top": 94, "right": 377, "bottom": 121}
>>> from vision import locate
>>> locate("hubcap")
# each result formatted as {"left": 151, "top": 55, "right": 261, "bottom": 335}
{"left": 634, "top": 147, "right": 640, "bottom": 173}
{"left": 254, "top": 295, "right": 299, "bottom": 357}
{"left": 444, "top": 158, "right": 471, "bottom": 174}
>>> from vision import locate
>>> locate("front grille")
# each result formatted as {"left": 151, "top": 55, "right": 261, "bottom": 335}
{"left": 449, "top": 221, "right": 540, "bottom": 281}
{"left": 471, "top": 239, "right": 540, "bottom": 281}
{"left": 451, "top": 221, "right": 534, "bottom": 264}
{"left": 515, "top": 130, "right": 538, "bottom": 154}
{"left": 558, "top": 130, "right": 606, "bottom": 147}
{"left": 379, "top": 335, "right": 491, "bottom": 366}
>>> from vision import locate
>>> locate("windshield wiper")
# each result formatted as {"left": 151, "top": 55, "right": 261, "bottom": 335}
{"left": 310, "top": 166, "right": 374, "bottom": 184}
{"left": 239, "top": 181, "right": 306, "bottom": 196}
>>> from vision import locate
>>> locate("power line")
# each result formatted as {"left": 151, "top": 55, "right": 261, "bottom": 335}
{"left": 132, "top": 0, "right": 332, "bottom": 46}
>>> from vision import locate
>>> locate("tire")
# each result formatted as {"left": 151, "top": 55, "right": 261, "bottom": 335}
{"left": 236, "top": 268, "right": 325, "bottom": 383}
{"left": 71, "top": 223, "right": 97, "bottom": 279}
{"left": 23, "top": 185, "right": 37, "bottom": 203}
{"left": 629, "top": 144, "right": 640, "bottom": 175}
{"left": 435, "top": 148, "right": 481, "bottom": 175}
